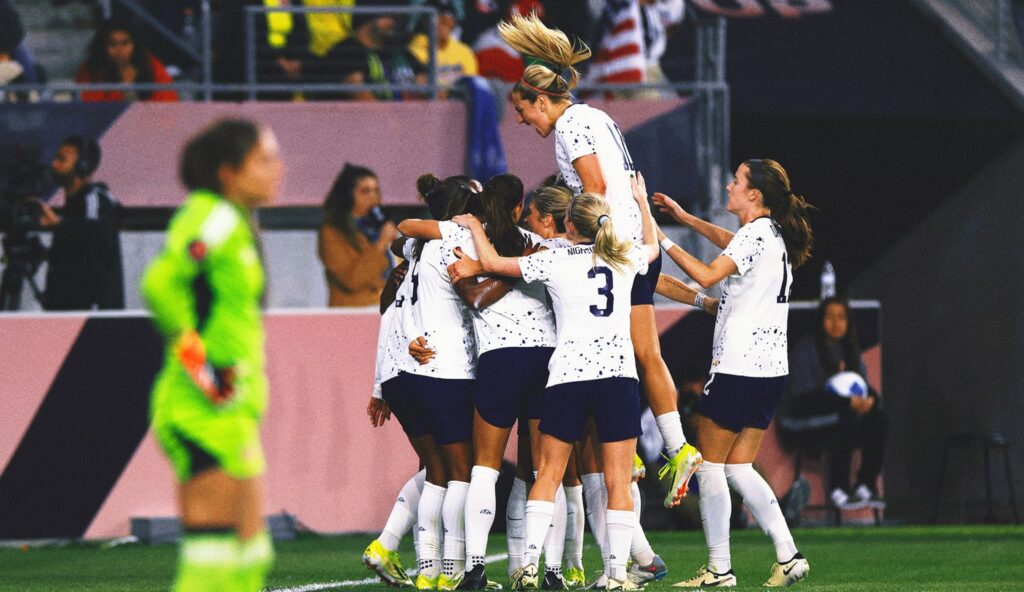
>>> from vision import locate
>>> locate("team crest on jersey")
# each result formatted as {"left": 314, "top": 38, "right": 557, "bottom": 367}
{"left": 187, "top": 240, "right": 207, "bottom": 261}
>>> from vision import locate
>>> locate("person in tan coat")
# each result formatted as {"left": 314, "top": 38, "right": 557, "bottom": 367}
{"left": 318, "top": 163, "right": 398, "bottom": 307}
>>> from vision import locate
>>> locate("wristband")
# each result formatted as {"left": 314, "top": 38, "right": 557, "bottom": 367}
{"left": 693, "top": 292, "right": 707, "bottom": 311}
{"left": 660, "top": 237, "right": 676, "bottom": 251}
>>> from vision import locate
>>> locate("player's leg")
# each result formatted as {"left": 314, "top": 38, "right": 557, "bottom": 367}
{"left": 463, "top": 411, "right": 513, "bottom": 589}
{"left": 515, "top": 433, "right": 573, "bottom": 590}
{"left": 672, "top": 415, "right": 738, "bottom": 588}
{"left": 435, "top": 378, "right": 475, "bottom": 590}
{"left": 630, "top": 301, "right": 701, "bottom": 508}
{"left": 562, "top": 449, "right": 586, "bottom": 587}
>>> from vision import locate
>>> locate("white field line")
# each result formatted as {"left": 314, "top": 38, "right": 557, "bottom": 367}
{"left": 268, "top": 552, "right": 509, "bottom": 592}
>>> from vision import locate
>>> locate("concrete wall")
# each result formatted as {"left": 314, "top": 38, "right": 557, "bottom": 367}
{"left": 850, "top": 139, "right": 1024, "bottom": 523}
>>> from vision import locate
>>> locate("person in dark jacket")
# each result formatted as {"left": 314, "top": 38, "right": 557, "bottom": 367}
{"left": 39, "top": 136, "right": 124, "bottom": 310}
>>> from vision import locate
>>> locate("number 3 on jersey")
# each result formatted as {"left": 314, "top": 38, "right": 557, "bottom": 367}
{"left": 589, "top": 266, "right": 614, "bottom": 317}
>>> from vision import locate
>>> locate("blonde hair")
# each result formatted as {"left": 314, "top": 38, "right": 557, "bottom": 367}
{"left": 569, "top": 193, "right": 633, "bottom": 273}
{"left": 532, "top": 185, "right": 572, "bottom": 232}
{"left": 498, "top": 12, "right": 591, "bottom": 102}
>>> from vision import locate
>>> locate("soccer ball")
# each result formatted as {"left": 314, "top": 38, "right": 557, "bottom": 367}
{"left": 826, "top": 371, "right": 869, "bottom": 398}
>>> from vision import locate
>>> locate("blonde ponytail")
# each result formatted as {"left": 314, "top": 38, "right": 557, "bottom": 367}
{"left": 569, "top": 193, "right": 633, "bottom": 273}
{"left": 498, "top": 12, "right": 591, "bottom": 101}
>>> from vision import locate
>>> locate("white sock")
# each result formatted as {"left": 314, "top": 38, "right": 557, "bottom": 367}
{"left": 696, "top": 462, "right": 731, "bottom": 574}
{"left": 581, "top": 473, "right": 608, "bottom": 574}
{"left": 563, "top": 485, "right": 585, "bottom": 569}
{"left": 523, "top": 500, "right": 555, "bottom": 567}
{"left": 543, "top": 484, "right": 567, "bottom": 570}
{"left": 629, "top": 482, "right": 655, "bottom": 566}
{"left": 605, "top": 509, "right": 635, "bottom": 581}
{"left": 442, "top": 481, "right": 469, "bottom": 576}
{"left": 380, "top": 469, "right": 426, "bottom": 551}
{"left": 507, "top": 477, "right": 528, "bottom": 575}
{"left": 725, "top": 463, "right": 798, "bottom": 562}
{"left": 464, "top": 466, "right": 500, "bottom": 568}
{"left": 417, "top": 482, "right": 446, "bottom": 577}
{"left": 655, "top": 411, "right": 686, "bottom": 457}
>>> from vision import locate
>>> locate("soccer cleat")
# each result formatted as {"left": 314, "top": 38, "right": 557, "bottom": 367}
{"left": 584, "top": 574, "right": 608, "bottom": 590}
{"left": 417, "top": 573, "right": 440, "bottom": 590}
{"left": 439, "top": 572, "right": 466, "bottom": 591}
{"left": 671, "top": 565, "right": 736, "bottom": 588}
{"left": 511, "top": 564, "right": 539, "bottom": 590}
{"left": 564, "top": 566, "right": 587, "bottom": 588}
{"left": 606, "top": 575, "right": 642, "bottom": 591}
{"left": 542, "top": 570, "right": 569, "bottom": 590}
{"left": 764, "top": 554, "right": 809, "bottom": 587}
{"left": 658, "top": 443, "right": 703, "bottom": 508}
{"left": 362, "top": 539, "right": 414, "bottom": 587}
{"left": 627, "top": 555, "right": 668, "bottom": 583}
{"left": 632, "top": 453, "right": 646, "bottom": 481}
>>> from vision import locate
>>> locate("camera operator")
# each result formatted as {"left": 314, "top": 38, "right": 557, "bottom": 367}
{"left": 39, "top": 135, "right": 124, "bottom": 310}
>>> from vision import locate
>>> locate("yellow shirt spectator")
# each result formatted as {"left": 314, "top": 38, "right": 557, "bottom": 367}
{"left": 408, "top": 33, "right": 478, "bottom": 88}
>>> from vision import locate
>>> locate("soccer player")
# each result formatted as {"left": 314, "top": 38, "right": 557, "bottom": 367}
{"left": 498, "top": 13, "right": 702, "bottom": 510}
{"left": 141, "top": 119, "right": 282, "bottom": 592}
{"left": 362, "top": 179, "right": 462, "bottom": 588}
{"left": 454, "top": 175, "right": 660, "bottom": 592}
{"left": 654, "top": 159, "right": 813, "bottom": 587}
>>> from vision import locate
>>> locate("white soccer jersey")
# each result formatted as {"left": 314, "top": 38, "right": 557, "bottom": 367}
{"left": 555, "top": 103, "right": 642, "bottom": 244}
{"left": 402, "top": 237, "right": 477, "bottom": 379}
{"left": 440, "top": 222, "right": 557, "bottom": 355}
{"left": 378, "top": 241, "right": 420, "bottom": 384}
{"left": 712, "top": 217, "right": 792, "bottom": 377}
{"left": 540, "top": 236, "right": 573, "bottom": 250}
{"left": 520, "top": 244, "right": 648, "bottom": 387}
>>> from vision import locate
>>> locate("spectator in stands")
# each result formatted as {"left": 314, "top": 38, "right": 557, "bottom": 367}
{"left": 39, "top": 135, "right": 125, "bottom": 311}
{"left": 586, "top": 0, "right": 684, "bottom": 98}
{"left": 407, "top": 0, "right": 478, "bottom": 92}
{"left": 473, "top": 0, "right": 544, "bottom": 83}
{"left": 74, "top": 19, "right": 179, "bottom": 102}
{"left": 318, "top": 163, "right": 398, "bottom": 307}
{"left": 259, "top": 0, "right": 356, "bottom": 94}
{"left": 780, "top": 296, "right": 887, "bottom": 509}
{"left": 0, "top": 0, "right": 42, "bottom": 97}
{"left": 323, "top": 11, "right": 428, "bottom": 100}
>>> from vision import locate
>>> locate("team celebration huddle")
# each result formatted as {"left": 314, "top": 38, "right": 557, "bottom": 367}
{"left": 355, "top": 13, "right": 815, "bottom": 592}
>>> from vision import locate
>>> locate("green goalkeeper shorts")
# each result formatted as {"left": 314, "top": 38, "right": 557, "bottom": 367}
{"left": 151, "top": 368, "right": 266, "bottom": 483}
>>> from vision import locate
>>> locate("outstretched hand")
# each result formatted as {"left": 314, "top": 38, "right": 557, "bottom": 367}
{"left": 630, "top": 172, "right": 649, "bottom": 206}
{"left": 448, "top": 247, "right": 483, "bottom": 282}
{"left": 409, "top": 336, "right": 435, "bottom": 365}
{"left": 452, "top": 214, "right": 480, "bottom": 229}
{"left": 652, "top": 192, "right": 689, "bottom": 223}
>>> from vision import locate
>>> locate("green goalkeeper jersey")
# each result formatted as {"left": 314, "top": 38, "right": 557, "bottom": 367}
{"left": 142, "top": 190, "right": 267, "bottom": 418}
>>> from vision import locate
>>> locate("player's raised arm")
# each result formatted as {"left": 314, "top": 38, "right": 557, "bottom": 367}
{"left": 452, "top": 214, "right": 524, "bottom": 277}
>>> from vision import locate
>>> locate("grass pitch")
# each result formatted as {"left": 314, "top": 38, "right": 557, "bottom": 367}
{"left": 2, "top": 525, "right": 1022, "bottom": 591}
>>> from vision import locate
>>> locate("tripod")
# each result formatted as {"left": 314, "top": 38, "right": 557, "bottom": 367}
{"left": 0, "top": 233, "right": 47, "bottom": 311}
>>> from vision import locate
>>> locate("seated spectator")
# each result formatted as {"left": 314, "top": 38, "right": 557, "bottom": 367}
{"left": 323, "top": 13, "right": 427, "bottom": 100}
{"left": 74, "top": 19, "right": 178, "bottom": 102}
{"left": 473, "top": 0, "right": 543, "bottom": 83}
{"left": 1, "top": 0, "right": 43, "bottom": 102}
{"left": 318, "top": 164, "right": 398, "bottom": 307}
{"left": 258, "top": 0, "right": 355, "bottom": 94}
{"left": 407, "top": 0, "right": 478, "bottom": 91}
{"left": 779, "top": 296, "right": 888, "bottom": 509}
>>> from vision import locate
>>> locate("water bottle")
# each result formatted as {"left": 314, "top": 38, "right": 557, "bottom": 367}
{"left": 820, "top": 260, "right": 836, "bottom": 300}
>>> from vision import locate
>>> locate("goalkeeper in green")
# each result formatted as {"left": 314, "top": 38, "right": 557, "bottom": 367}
{"left": 141, "top": 119, "right": 284, "bottom": 592}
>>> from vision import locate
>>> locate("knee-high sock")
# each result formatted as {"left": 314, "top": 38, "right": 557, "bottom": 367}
{"left": 172, "top": 529, "right": 239, "bottom": 592}
{"left": 563, "top": 485, "right": 585, "bottom": 569}
{"left": 523, "top": 500, "right": 555, "bottom": 567}
{"left": 655, "top": 411, "right": 687, "bottom": 457}
{"left": 465, "top": 466, "right": 500, "bottom": 568}
{"left": 417, "top": 482, "right": 447, "bottom": 577}
{"left": 629, "top": 482, "right": 655, "bottom": 566}
{"left": 696, "top": 462, "right": 731, "bottom": 573}
{"left": 725, "top": 463, "right": 798, "bottom": 562}
{"left": 605, "top": 510, "right": 635, "bottom": 581}
{"left": 581, "top": 473, "right": 608, "bottom": 573}
{"left": 543, "top": 484, "right": 567, "bottom": 572}
{"left": 237, "top": 530, "right": 274, "bottom": 592}
{"left": 442, "top": 481, "right": 469, "bottom": 576}
{"left": 381, "top": 469, "right": 426, "bottom": 551}
{"left": 506, "top": 477, "right": 529, "bottom": 574}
